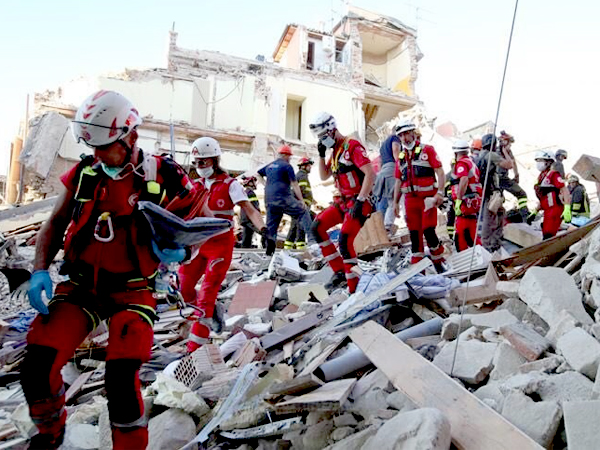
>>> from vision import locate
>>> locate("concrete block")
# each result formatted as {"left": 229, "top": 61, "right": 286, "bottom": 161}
{"left": 593, "top": 365, "right": 600, "bottom": 399}
{"left": 362, "top": 408, "right": 451, "bottom": 450}
{"left": 474, "top": 382, "right": 506, "bottom": 413}
{"left": 557, "top": 327, "right": 600, "bottom": 379}
{"left": 63, "top": 424, "right": 98, "bottom": 450}
{"left": 386, "top": 390, "right": 416, "bottom": 412}
{"left": 148, "top": 409, "right": 196, "bottom": 450}
{"left": 536, "top": 371, "right": 594, "bottom": 405}
{"left": 545, "top": 310, "right": 580, "bottom": 347}
{"left": 519, "top": 267, "right": 593, "bottom": 327}
{"left": 490, "top": 342, "right": 528, "bottom": 380}
{"left": 333, "top": 413, "right": 358, "bottom": 427}
{"left": 287, "top": 283, "right": 329, "bottom": 307}
{"left": 517, "top": 356, "right": 564, "bottom": 375}
{"left": 563, "top": 400, "right": 600, "bottom": 450}
{"left": 324, "top": 425, "right": 377, "bottom": 450}
{"left": 498, "top": 297, "right": 528, "bottom": 321}
{"left": 302, "top": 419, "right": 334, "bottom": 450}
{"left": 469, "top": 310, "right": 519, "bottom": 329}
{"left": 501, "top": 392, "right": 562, "bottom": 448}
{"left": 433, "top": 339, "right": 497, "bottom": 384}
{"left": 496, "top": 280, "right": 520, "bottom": 298}
{"left": 499, "top": 322, "right": 550, "bottom": 361}
{"left": 330, "top": 426, "right": 354, "bottom": 442}
{"left": 440, "top": 315, "right": 471, "bottom": 341}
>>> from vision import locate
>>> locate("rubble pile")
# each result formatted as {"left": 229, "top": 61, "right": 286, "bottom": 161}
{"left": 0, "top": 212, "right": 599, "bottom": 449}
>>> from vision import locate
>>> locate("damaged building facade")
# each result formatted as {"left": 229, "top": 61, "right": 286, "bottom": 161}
{"left": 13, "top": 6, "right": 421, "bottom": 201}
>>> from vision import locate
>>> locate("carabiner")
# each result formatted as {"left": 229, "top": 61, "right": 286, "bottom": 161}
{"left": 94, "top": 212, "right": 115, "bottom": 242}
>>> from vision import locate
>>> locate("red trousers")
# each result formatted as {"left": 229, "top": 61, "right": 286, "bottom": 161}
{"left": 313, "top": 197, "right": 371, "bottom": 293}
{"left": 404, "top": 194, "right": 444, "bottom": 264}
{"left": 455, "top": 216, "right": 479, "bottom": 251}
{"left": 23, "top": 282, "right": 155, "bottom": 449}
{"left": 178, "top": 230, "right": 234, "bottom": 351}
{"left": 542, "top": 205, "right": 563, "bottom": 239}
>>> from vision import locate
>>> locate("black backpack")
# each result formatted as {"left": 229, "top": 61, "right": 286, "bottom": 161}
{"left": 476, "top": 150, "right": 497, "bottom": 198}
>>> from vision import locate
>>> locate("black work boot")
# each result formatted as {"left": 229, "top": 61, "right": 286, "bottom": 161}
{"left": 28, "top": 431, "right": 65, "bottom": 450}
{"left": 324, "top": 271, "right": 347, "bottom": 292}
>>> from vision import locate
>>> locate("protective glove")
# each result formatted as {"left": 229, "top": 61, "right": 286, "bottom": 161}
{"left": 350, "top": 198, "right": 365, "bottom": 219}
{"left": 562, "top": 204, "right": 572, "bottom": 223}
{"left": 526, "top": 211, "right": 537, "bottom": 225}
{"left": 151, "top": 241, "right": 186, "bottom": 264}
{"left": 28, "top": 270, "right": 53, "bottom": 315}
{"left": 454, "top": 199, "right": 463, "bottom": 217}
{"left": 318, "top": 142, "right": 327, "bottom": 158}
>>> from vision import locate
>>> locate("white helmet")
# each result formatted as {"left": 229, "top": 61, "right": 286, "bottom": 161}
{"left": 452, "top": 139, "right": 470, "bottom": 153}
{"left": 394, "top": 119, "right": 417, "bottom": 135}
{"left": 535, "top": 150, "right": 555, "bottom": 161}
{"left": 309, "top": 112, "right": 337, "bottom": 137}
{"left": 72, "top": 90, "right": 142, "bottom": 147}
{"left": 191, "top": 137, "right": 222, "bottom": 159}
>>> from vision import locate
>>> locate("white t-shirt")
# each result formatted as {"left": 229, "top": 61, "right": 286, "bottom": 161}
{"left": 203, "top": 177, "right": 248, "bottom": 204}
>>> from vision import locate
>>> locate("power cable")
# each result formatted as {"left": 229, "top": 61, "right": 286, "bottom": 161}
{"left": 450, "top": 0, "right": 520, "bottom": 377}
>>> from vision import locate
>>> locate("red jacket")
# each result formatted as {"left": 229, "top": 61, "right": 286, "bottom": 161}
{"left": 450, "top": 155, "right": 482, "bottom": 200}
{"left": 62, "top": 151, "right": 195, "bottom": 279}
{"left": 194, "top": 173, "right": 237, "bottom": 221}
{"left": 535, "top": 169, "right": 564, "bottom": 210}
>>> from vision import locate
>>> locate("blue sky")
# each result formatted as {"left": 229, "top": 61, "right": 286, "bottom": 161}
{"left": 1, "top": 0, "right": 599, "bottom": 176}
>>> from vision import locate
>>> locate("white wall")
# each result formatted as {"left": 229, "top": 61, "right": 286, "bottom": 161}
{"left": 362, "top": 52, "right": 388, "bottom": 86}
{"left": 386, "top": 41, "right": 411, "bottom": 93}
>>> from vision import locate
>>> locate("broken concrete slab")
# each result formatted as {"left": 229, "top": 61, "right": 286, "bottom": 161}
{"left": 499, "top": 322, "right": 550, "bottom": 362}
{"left": 563, "top": 400, "right": 600, "bottom": 450}
{"left": 440, "top": 315, "right": 472, "bottom": 341}
{"left": 302, "top": 419, "right": 334, "bottom": 450}
{"left": 545, "top": 310, "right": 580, "bottom": 347}
{"left": 517, "top": 356, "right": 564, "bottom": 375}
{"left": 148, "top": 409, "right": 197, "bottom": 450}
{"left": 519, "top": 267, "right": 593, "bottom": 327}
{"left": 495, "top": 280, "right": 520, "bottom": 298}
{"left": 490, "top": 342, "right": 528, "bottom": 381}
{"left": 330, "top": 426, "right": 354, "bottom": 442}
{"left": 433, "top": 339, "right": 497, "bottom": 384}
{"left": 503, "top": 223, "right": 543, "bottom": 247}
{"left": 386, "top": 390, "right": 416, "bottom": 412}
{"left": 62, "top": 423, "right": 99, "bottom": 450}
{"left": 473, "top": 383, "right": 506, "bottom": 413}
{"left": 556, "top": 327, "right": 600, "bottom": 379}
{"left": 501, "top": 392, "right": 562, "bottom": 448}
{"left": 535, "top": 371, "right": 594, "bottom": 405}
{"left": 469, "top": 310, "right": 519, "bottom": 329}
{"left": 362, "top": 407, "right": 451, "bottom": 450}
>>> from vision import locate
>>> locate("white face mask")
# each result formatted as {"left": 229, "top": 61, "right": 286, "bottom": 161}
{"left": 101, "top": 163, "right": 123, "bottom": 180}
{"left": 402, "top": 140, "right": 416, "bottom": 151}
{"left": 197, "top": 166, "right": 214, "bottom": 178}
{"left": 320, "top": 135, "right": 336, "bottom": 149}
{"left": 536, "top": 161, "right": 549, "bottom": 172}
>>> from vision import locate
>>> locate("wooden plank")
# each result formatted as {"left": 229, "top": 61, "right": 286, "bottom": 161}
{"left": 274, "top": 378, "right": 356, "bottom": 414}
{"left": 65, "top": 371, "right": 94, "bottom": 403}
{"left": 227, "top": 280, "right": 277, "bottom": 316}
{"left": 350, "top": 321, "right": 543, "bottom": 450}
{"left": 495, "top": 217, "right": 600, "bottom": 270}
{"left": 450, "top": 263, "right": 504, "bottom": 305}
{"left": 260, "top": 306, "right": 333, "bottom": 350}
{"left": 220, "top": 417, "right": 304, "bottom": 440}
{"left": 269, "top": 373, "right": 324, "bottom": 397}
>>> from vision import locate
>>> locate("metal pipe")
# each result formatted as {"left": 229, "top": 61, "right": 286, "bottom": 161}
{"left": 315, "top": 317, "right": 443, "bottom": 381}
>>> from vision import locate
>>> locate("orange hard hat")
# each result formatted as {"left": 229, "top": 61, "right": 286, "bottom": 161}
{"left": 471, "top": 138, "right": 482, "bottom": 150}
{"left": 278, "top": 145, "right": 293, "bottom": 155}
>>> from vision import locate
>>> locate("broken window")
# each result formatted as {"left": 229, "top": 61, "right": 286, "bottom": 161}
{"left": 335, "top": 40, "right": 345, "bottom": 63}
{"left": 307, "top": 41, "right": 315, "bottom": 70}
{"left": 286, "top": 98, "right": 304, "bottom": 141}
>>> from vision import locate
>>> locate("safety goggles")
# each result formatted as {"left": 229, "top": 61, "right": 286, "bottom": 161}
{"left": 72, "top": 121, "right": 130, "bottom": 147}
{"left": 193, "top": 158, "right": 212, "bottom": 167}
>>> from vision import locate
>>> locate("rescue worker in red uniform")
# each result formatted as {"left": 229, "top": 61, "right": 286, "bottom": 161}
{"left": 179, "top": 137, "right": 267, "bottom": 352}
{"left": 533, "top": 150, "right": 571, "bottom": 239}
{"left": 309, "top": 112, "right": 375, "bottom": 293}
{"left": 22, "top": 90, "right": 197, "bottom": 449}
{"left": 392, "top": 120, "right": 447, "bottom": 272}
{"left": 449, "top": 140, "right": 483, "bottom": 251}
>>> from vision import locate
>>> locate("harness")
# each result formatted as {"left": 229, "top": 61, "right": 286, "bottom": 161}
{"left": 330, "top": 138, "right": 366, "bottom": 192}
{"left": 398, "top": 146, "right": 437, "bottom": 194}
{"left": 535, "top": 169, "right": 562, "bottom": 208}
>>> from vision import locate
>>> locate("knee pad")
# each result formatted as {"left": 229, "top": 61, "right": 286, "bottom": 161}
{"left": 21, "top": 344, "right": 58, "bottom": 403}
{"left": 423, "top": 227, "right": 440, "bottom": 248}
{"left": 311, "top": 219, "right": 324, "bottom": 243}
{"left": 339, "top": 233, "right": 351, "bottom": 260}
{"left": 105, "top": 359, "right": 144, "bottom": 426}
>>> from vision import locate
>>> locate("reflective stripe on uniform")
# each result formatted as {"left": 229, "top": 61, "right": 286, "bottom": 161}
{"left": 188, "top": 334, "right": 209, "bottom": 346}
{"left": 324, "top": 251, "right": 342, "bottom": 262}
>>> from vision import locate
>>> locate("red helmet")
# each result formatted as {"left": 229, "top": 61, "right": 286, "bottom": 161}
{"left": 498, "top": 130, "right": 514, "bottom": 144}
{"left": 278, "top": 145, "right": 293, "bottom": 155}
{"left": 298, "top": 157, "right": 314, "bottom": 166}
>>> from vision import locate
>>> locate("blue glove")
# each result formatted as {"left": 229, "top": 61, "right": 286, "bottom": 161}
{"left": 28, "top": 270, "right": 53, "bottom": 315}
{"left": 152, "top": 241, "right": 186, "bottom": 263}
